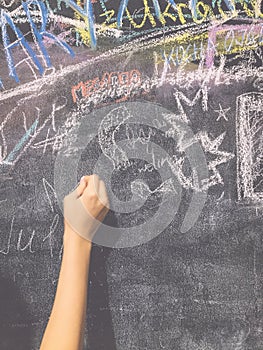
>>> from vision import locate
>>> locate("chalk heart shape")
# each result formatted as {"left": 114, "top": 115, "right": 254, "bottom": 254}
{"left": 54, "top": 101, "right": 208, "bottom": 248}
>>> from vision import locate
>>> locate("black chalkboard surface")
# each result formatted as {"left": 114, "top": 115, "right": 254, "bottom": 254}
{"left": 0, "top": 1, "right": 262, "bottom": 349}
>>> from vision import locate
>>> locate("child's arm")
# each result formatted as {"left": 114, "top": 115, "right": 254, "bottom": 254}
{"left": 40, "top": 175, "right": 109, "bottom": 350}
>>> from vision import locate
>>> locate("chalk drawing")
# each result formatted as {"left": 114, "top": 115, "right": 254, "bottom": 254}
{"left": 196, "top": 131, "right": 235, "bottom": 190}
{"left": 0, "top": 217, "right": 14, "bottom": 255}
{"left": 236, "top": 92, "right": 263, "bottom": 201}
{"left": 3, "top": 118, "right": 39, "bottom": 165}
{"left": 214, "top": 104, "right": 230, "bottom": 121}
{"left": 0, "top": 1, "right": 75, "bottom": 85}
{"left": 42, "top": 214, "right": 60, "bottom": 258}
{"left": 17, "top": 228, "right": 35, "bottom": 253}
{"left": 71, "top": 69, "right": 142, "bottom": 104}
{"left": 42, "top": 178, "right": 57, "bottom": 213}
{"left": 173, "top": 86, "right": 208, "bottom": 124}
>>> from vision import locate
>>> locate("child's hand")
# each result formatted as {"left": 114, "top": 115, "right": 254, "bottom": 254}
{"left": 63, "top": 174, "right": 110, "bottom": 242}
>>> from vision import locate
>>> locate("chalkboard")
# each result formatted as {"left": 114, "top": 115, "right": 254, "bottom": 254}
{"left": 0, "top": 1, "right": 262, "bottom": 349}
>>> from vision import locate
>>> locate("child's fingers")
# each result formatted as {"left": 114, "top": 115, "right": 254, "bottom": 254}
{"left": 87, "top": 174, "right": 100, "bottom": 193}
{"left": 99, "top": 180, "right": 110, "bottom": 208}
{"left": 83, "top": 175, "right": 109, "bottom": 208}
{"left": 76, "top": 176, "right": 89, "bottom": 197}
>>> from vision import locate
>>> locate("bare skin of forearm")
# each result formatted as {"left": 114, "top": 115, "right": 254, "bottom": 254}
{"left": 40, "top": 227, "right": 92, "bottom": 350}
{"left": 40, "top": 175, "right": 109, "bottom": 350}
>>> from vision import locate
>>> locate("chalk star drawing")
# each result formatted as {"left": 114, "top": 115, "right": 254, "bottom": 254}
{"left": 214, "top": 104, "right": 230, "bottom": 121}
{"left": 197, "top": 131, "right": 235, "bottom": 189}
